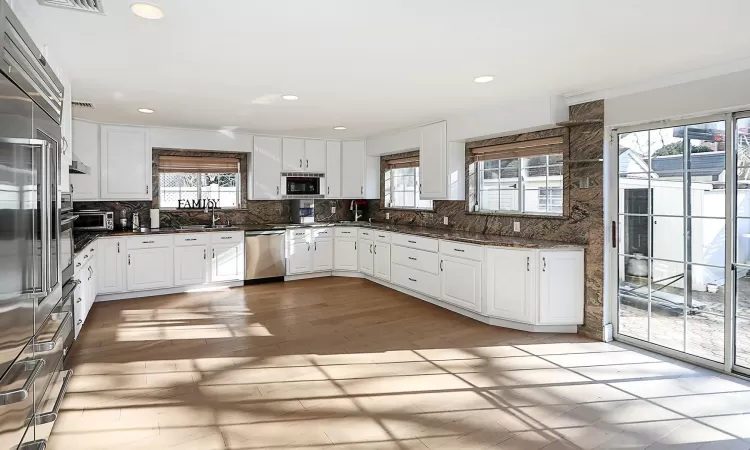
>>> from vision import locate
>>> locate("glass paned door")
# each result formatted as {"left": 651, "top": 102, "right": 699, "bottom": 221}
{"left": 617, "top": 120, "right": 727, "bottom": 363}
{"left": 735, "top": 116, "right": 750, "bottom": 373}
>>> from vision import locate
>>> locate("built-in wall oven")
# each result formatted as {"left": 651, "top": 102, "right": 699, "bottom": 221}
{"left": 281, "top": 172, "right": 325, "bottom": 199}
{"left": 60, "top": 194, "right": 77, "bottom": 282}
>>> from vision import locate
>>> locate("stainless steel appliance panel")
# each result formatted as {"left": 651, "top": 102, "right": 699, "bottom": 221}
{"left": 59, "top": 214, "right": 75, "bottom": 282}
{"left": 32, "top": 294, "right": 71, "bottom": 414}
{"left": 0, "top": 342, "right": 42, "bottom": 450}
{"left": 245, "top": 231, "right": 286, "bottom": 280}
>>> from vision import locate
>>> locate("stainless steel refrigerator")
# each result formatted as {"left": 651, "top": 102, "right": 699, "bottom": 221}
{"left": 0, "top": 1, "right": 68, "bottom": 448}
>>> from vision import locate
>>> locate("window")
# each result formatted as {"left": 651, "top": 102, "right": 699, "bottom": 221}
{"left": 158, "top": 155, "right": 240, "bottom": 209}
{"left": 471, "top": 136, "right": 565, "bottom": 215}
{"left": 384, "top": 158, "right": 432, "bottom": 210}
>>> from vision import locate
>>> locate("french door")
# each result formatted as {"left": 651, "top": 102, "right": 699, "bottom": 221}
{"left": 609, "top": 112, "right": 750, "bottom": 378}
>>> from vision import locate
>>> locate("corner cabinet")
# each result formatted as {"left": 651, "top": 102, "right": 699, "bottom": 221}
{"left": 100, "top": 125, "right": 152, "bottom": 200}
{"left": 97, "top": 237, "right": 126, "bottom": 294}
{"left": 419, "top": 121, "right": 465, "bottom": 201}
{"left": 252, "top": 136, "right": 282, "bottom": 200}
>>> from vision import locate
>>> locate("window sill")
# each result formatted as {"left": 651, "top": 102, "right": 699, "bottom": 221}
{"left": 467, "top": 210, "right": 568, "bottom": 220}
{"left": 380, "top": 207, "right": 436, "bottom": 213}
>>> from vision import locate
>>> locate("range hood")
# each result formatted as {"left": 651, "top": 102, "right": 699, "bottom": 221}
{"left": 69, "top": 155, "right": 91, "bottom": 174}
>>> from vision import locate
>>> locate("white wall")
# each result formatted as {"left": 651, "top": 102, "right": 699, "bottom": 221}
{"left": 150, "top": 127, "right": 253, "bottom": 152}
{"left": 606, "top": 69, "right": 750, "bottom": 127}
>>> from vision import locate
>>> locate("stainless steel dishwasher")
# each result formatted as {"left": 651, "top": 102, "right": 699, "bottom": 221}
{"left": 244, "top": 230, "right": 286, "bottom": 282}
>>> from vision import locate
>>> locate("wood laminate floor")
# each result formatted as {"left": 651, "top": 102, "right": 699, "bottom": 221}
{"left": 51, "top": 277, "right": 750, "bottom": 450}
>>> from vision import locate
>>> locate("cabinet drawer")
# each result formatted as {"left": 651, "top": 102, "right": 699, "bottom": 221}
{"left": 439, "top": 240, "right": 483, "bottom": 261}
{"left": 210, "top": 232, "right": 243, "bottom": 244}
{"left": 74, "top": 242, "right": 96, "bottom": 272}
{"left": 358, "top": 228, "right": 375, "bottom": 239}
{"left": 391, "top": 245, "right": 439, "bottom": 274}
{"left": 127, "top": 235, "right": 173, "bottom": 249}
{"left": 391, "top": 264, "right": 440, "bottom": 298}
{"left": 174, "top": 233, "right": 210, "bottom": 246}
{"left": 313, "top": 228, "right": 333, "bottom": 239}
{"left": 335, "top": 227, "right": 357, "bottom": 237}
{"left": 287, "top": 228, "right": 311, "bottom": 241}
{"left": 373, "top": 231, "right": 391, "bottom": 243}
{"left": 391, "top": 233, "right": 438, "bottom": 252}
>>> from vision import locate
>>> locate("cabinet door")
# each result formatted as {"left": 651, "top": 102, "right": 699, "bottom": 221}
{"left": 87, "top": 259, "right": 97, "bottom": 314}
{"left": 70, "top": 120, "right": 100, "bottom": 200}
{"left": 341, "top": 141, "right": 365, "bottom": 198}
{"left": 211, "top": 242, "right": 244, "bottom": 282}
{"left": 359, "top": 239, "right": 374, "bottom": 276}
{"left": 174, "top": 245, "right": 209, "bottom": 286}
{"left": 373, "top": 242, "right": 391, "bottom": 282}
{"left": 485, "top": 248, "right": 535, "bottom": 323}
{"left": 74, "top": 271, "right": 88, "bottom": 335}
{"left": 127, "top": 247, "right": 174, "bottom": 291}
{"left": 538, "top": 251, "right": 584, "bottom": 325}
{"left": 419, "top": 121, "right": 447, "bottom": 199}
{"left": 313, "top": 239, "right": 334, "bottom": 272}
{"left": 97, "top": 238, "right": 125, "bottom": 294}
{"left": 100, "top": 125, "right": 151, "bottom": 200}
{"left": 334, "top": 238, "right": 358, "bottom": 271}
{"left": 253, "top": 136, "right": 282, "bottom": 199}
{"left": 305, "top": 140, "right": 326, "bottom": 172}
{"left": 287, "top": 240, "right": 313, "bottom": 275}
{"left": 325, "top": 141, "right": 341, "bottom": 198}
{"left": 282, "top": 138, "right": 305, "bottom": 171}
{"left": 440, "top": 255, "right": 482, "bottom": 312}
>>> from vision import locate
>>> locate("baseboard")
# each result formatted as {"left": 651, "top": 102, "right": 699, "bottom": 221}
{"left": 285, "top": 272, "right": 334, "bottom": 281}
{"left": 96, "top": 281, "right": 244, "bottom": 302}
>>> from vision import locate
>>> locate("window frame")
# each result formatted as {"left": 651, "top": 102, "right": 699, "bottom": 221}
{"left": 158, "top": 171, "right": 242, "bottom": 210}
{"left": 475, "top": 153, "right": 564, "bottom": 216}
{"left": 385, "top": 166, "right": 433, "bottom": 211}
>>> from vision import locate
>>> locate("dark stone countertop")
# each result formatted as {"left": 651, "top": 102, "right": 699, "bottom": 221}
{"left": 75, "top": 221, "right": 584, "bottom": 253}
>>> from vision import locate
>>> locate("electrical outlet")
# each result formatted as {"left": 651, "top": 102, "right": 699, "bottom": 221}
{"left": 386, "top": 212, "right": 390, "bottom": 220}
{"left": 513, "top": 221, "right": 520, "bottom": 232}
{"left": 443, "top": 216, "right": 449, "bottom": 225}
{"left": 331, "top": 206, "right": 336, "bottom": 214}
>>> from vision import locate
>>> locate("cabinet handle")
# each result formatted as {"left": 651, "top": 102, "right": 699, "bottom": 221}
{"left": 299, "top": 159, "right": 303, "bottom": 168}
{"left": 221, "top": 237, "right": 232, "bottom": 240}
{"left": 543, "top": 257, "right": 546, "bottom": 272}
{"left": 527, "top": 257, "right": 530, "bottom": 272}
{"left": 83, "top": 254, "right": 88, "bottom": 259}
{"left": 440, "top": 260, "right": 444, "bottom": 271}
{"left": 408, "top": 257, "right": 417, "bottom": 261}
{"left": 204, "top": 249, "right": 206, "bottom": 260}
{"left": 76, "top": 297, "right": 81, "bottom": 304}
{"left": 213, "top": 249, "right": 215, "bottom": 259}
{"left": 90, "top": 248, "right": 94, "bottom": 252}
{"left": 306, "top": 159, "right": 309, "bottom": 168}
{"left": 76, "top": 262, "right": 81, "bottom": 268}
{"left": 314, "top": 242, "right": 317, "bottom": 251}
{"left": 408, "top": 277, "right": 416, "bottom": 282}
{"left": 277, "top": 186, "right": 280, "bottom": 195}
{"left": 186, "top": 238, "right": 197, "bottom": 241}
{"left": 369, "top": 244, "right": 372, "bottom": 254}
{"left": 327, "top": 186, "right": 330, "bottom": 195}
{"left": 374, "top": 245, "right": 377, "bottom": 255}
{"left": 354, "top": 241, "right": 357, "bottom": 250}
{"left": 307, "top": 242, "right": 310, "bottom": 251}
{"left": 453, "top": 248, "right": 464, "bottom": 253}
{"left": 146, "top": 185, "right": 149, "bottom": 194}
{"left": 128, "top": 254, "right": 131, "bottom": 265}
{"left": 77, "top": 319, "right": 82, "bottom": 326}
{"left": 419, "top": 183, "right": 422, "bottom": 195}
{"left": 117, "top": 242, "right": 120, "bottom": 253}
{"left": 361, "top": 186, "right": 363, "bottom": 195}
{"left": 142, "top": 241, "right": 155, "bottom": 244}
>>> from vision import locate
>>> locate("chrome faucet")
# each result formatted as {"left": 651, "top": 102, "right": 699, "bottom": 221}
{"left": 350, "top": 200, "right": 362, "bottom": 222}
{"left": 205, "top": 200, "right": 221, "bottom": 228}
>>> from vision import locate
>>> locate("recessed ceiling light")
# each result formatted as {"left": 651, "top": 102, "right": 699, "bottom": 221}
{"left": 138, "top": 108, "right": 154, "bottom": 114}
{"left": 281, "top": 95, "right": 299, "bottom": 101}
{"left": 333, "top": 126, "right": 347, "bottom": 130}
{"left": 473, "top": 75, "right": 494, "bottom": 83}
{"left": 131, "top": 3, "right": 164, "bottom": 20}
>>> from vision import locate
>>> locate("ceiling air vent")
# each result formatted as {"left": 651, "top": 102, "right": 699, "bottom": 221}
{"left": 72, "top": 101, "right": 94, "bottom": 108}
{"left": 37, "top": 0, "right": 104, "bottom": 14}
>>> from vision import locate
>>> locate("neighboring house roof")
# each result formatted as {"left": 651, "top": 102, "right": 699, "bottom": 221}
{"left": 618, "top": 149, "right": 652, "bottom": 176}
{"left": 651, "top": 151, "right": 726, "bottom": 177}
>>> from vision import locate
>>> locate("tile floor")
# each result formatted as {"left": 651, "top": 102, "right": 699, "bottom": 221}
{"left": 51, "top": 277, "right": 750, "bottom": 449}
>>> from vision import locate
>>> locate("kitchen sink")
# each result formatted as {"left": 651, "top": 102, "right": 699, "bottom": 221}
{"left": 176, "top": 225, "right": 239, "bottom": 230}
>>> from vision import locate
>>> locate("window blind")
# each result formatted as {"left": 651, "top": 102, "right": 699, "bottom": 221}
{"left": 386, "top": 156, "right": 420, "bottom": 169}
{"left": 158, "top": 155, "right": 240, "bottom": 173}
{"left": 470, "top": 136, "right": 566, "bottom": 161}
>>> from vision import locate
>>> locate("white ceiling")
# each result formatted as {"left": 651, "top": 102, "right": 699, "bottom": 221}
{"left": 21, "top": 0, "right": 750, "bottom": 139}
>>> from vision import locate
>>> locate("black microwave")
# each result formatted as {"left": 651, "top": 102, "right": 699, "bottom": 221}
{"left": 281, "top": 173, "right": 324, "bottom": 198}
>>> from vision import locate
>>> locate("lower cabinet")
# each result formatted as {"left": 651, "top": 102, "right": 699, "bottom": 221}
{"left": 313, "top": 239, "right": 334, "bottom": 272}
{"left": 127, "top": 246, "right": 174, "bottom": 291}
{"left": 334, "top": 238, "right": 358, "bottom": 271}
{"left": 97, "top": 238, "right": 125, "bottom": 294}
{"left": 211, "top": 242, "right": 244, "bottom": 282}
{"left": 391, "top": 263, "right": 440, "bottom": 298}
{"left": 358, "top": 238, "right": 374, "bottom": 276}
{"left": 373, "top": 242, "right": 390, "bottom": 281}
{"left": 287, "top": 240, "right": 313, "bottom": 275}
{"left": 174, "top": 245, "right": 209, "bottom": 286}
{"left": 485, "top": 247, "right": 535, "bottom": 323}
{"left": 439, "top": 254, "right": 482, "bottom": 313}
{"left": 86, "top": 256, "right": 97, "bottom": 315}
{"left": 538, "top": 250, "right": 584, "bottom": 325}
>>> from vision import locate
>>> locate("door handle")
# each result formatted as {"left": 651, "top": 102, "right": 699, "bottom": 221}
{"left": 527, "top": 257, "right": 530, "bottom": 272}
{"left": 374, "top": 245, "right": 377, "bottom": 255}
{"left": 306, "top": 159, "right": 309, "bottom": 168}
{"left": 369, "top": 244, "right": 372, "bottom": 254}
{"left": 128, "top": 254, "right": 131, "bottom": 265}
{"left": 0, "top": 359, "right": 45, "bottom": 405}
{"left": 611, "top": 220, "right": 617, "bottom": 248}
{"left": 543, "top": 257, "right": 546, "bottom": 272}
{"left": 440, "top": 260, "right": 444, "bottom": 271}
{"left": 117, "top": 242, "right": 120, "bottom": 253}
{"left": 300, "top": 159, "right": 302, "bottom": 168}
{"left": 33, "top": 312, "right": 71, "bottom": 353}
{"left": 204, "top": 249, "right": 206, "bottom": 260}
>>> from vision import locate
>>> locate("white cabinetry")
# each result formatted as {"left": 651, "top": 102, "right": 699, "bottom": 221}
{"left": 97, "top": 238, "right": 126, "bottom": 294}
{"left": 419, "top": 121, "right": 465, "bottom": 201}
{"left": 373, "top": 242, "right": 391, "bottom": 282}
{"left": 282, "top": 138, "right": 326, "bottom": 172}
{"left": 100, "top": 125, "right": 151, "bottom": 200}
{"left": 325, "top": 141, "right": 341, "bottom": 198}
{"left": 210, "top": 233, "right": 245, "bottom": 282}
{"left": 358, "top": 238, "right": 374, "bottom": 276}
{"left": 174, "top": 245, "right": 209, "bottom": 286}
{"left": 313, "top": 238, "right": 334, "bottom": 272}
{"left": 538, "top": 250, "right": 584, "bottom": 325}
{"left": 485, "top": 247, "right": 535, "bottom": 323}
{"left": 70, "top": 120, "right": 100, "bottom": 200}
{"left": 440, "top": 255, "right": 482, "bottom": 313}
{"left": 342, "top": 140, "right": 365, "bottom": 198}
{"left": 287, "top": 240, "right": 313, "bottom": 275}
{"left": 252, "top": 136, "right": 282, "bottom": 200}
{"left": 334, "top": 228, "right": 358, "bottom": 271}
{"left": 127, "top": 247, "right": 174, "bottom": 291}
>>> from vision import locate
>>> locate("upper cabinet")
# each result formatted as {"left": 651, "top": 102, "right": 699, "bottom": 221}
{"left": 342, "top": 140, "right": 366, "bottom": 198}
{"left": 100, "top": 125, "right": 151, "bottom": 200}
{"left": 325, "top": 141, "right": 342, "bottom": 198}
{"left": 70, "top": 120, "right": 100, "bottom": 201}
{"left": 282, "top": 138, "right": 326, "bottom": 172}
{"left": 252, "top": 136, "right": 282, "bottom": 200}
{"left": 419, "top": 121, "right": 465, "bottom": 200}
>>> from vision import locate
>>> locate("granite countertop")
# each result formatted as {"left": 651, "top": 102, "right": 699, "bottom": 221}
{"left": 74, "top": 221, "right": 584, "bottom": 254}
